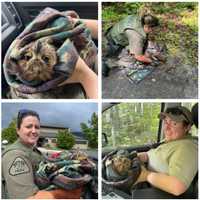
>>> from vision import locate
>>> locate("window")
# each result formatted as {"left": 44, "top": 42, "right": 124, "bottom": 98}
{"left": 102, "top": 103, "right": 161, "bottom": 148}
{"left": 182, "top": 103, "right": 198, "bottom": 136}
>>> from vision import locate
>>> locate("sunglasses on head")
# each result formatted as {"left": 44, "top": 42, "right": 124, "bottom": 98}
{"left": 18, "top": 109, "right": 39, "bottom": 120}
{"left": 165, "top": 107, "right": 190, "bottom": 123}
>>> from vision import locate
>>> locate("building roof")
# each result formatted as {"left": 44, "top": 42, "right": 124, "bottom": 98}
{"left": 40, "top": 125, "right": 69, "bottom": 130}
{"left": 40, "top": 128, "right": 86, "bottom": 140}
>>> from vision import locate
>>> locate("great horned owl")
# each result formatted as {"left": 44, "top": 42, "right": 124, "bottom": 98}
{"left": 17, "top": 40, "right": 57, "bottom": 83}
{"left": 145, "top": 40, "right": 167, "bottom": 62}
{"left": 112, "top": 156, "right": 132, "bottom": 176}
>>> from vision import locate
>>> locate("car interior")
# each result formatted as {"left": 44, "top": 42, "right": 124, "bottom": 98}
{"left": 102, "top": 102, "right": 198, "bottom": 199}
{"left": 1, "top": 2, "right": 98, "bottom": 99}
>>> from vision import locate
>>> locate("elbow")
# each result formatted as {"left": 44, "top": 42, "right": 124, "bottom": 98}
{"left": 171, "top": 182, "right": 187, "bottom": 196}
{"left": 172, "top": 189, "right": 185, "bottom": 196}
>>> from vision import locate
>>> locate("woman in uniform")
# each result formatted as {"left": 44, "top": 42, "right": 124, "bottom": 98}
{"left": 135, "top": 106, "right": 198, "bottom": 196}
{"left": 2, "top": 109, "right": 82, "bottom": 199}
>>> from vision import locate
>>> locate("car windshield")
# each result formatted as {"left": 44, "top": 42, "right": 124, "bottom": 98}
{"left": 102, "top": 103, "right": 197, "bottom": 149}
{"left": 102, "top": 103, "right": 161, "bottom": 148}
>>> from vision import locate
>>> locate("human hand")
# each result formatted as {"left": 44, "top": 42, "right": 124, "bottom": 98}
{"left": 134, "top": 55, "right": 152, "bottom": 64}
{"left": 59, "top": 57, "right": 98, "bottom": 99}
{"left": 134, "top": 165, "right": 150, "bottom": 185}
{"left": 58, "top": 56, "right": 95, "bottom": 85}
{"left": 137, "top": 152, "right": 148, "bottom": 163}
{"left": 28, "top": 188, "right": 82, "bottom": 199}
{"left": 51, "top": 188, "right": 82, "bottom": 199}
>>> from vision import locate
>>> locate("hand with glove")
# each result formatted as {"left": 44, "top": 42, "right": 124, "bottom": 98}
{"left": 134, "top": 55, "right": 152, "bottom": 64}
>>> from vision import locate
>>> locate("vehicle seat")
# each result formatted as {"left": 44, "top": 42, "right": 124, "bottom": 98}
{"left": 191, "top": 103, "right": 198, "bottom": 128}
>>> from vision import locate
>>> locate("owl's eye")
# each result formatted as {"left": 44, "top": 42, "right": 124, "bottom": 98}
{"left": 42, "top": 55, "right": 49, "bottom": 64}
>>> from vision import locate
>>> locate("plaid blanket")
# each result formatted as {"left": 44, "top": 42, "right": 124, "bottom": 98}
{"left": 3, "top": 8, "right": 97, "bottom": 94}
{"left": 35, "top": 150, "right": 97, "bottom": 194}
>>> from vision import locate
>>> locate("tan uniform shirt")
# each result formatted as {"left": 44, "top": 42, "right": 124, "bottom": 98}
{"left": 125, "top": 29, "right": 144, "bottom": 55}
{"left": 147, "top": 135, "right": 198, "bottom": 189}
{"left": 2, "top": 139, "right": 42, "bottom": 199}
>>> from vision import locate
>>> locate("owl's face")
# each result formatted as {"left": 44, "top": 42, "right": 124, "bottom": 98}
{"left": 113, "top": 156, "right": 131, "bottom": 176}
{"left": 18, "top": 40, "right": 57, "bottom": 82}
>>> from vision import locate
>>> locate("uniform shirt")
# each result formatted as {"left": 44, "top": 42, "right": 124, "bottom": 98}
{"left": 2, "top": 139, "right": 42, "bottom": 199}
{"left": 147, "top": 135, "right": 198, "bottom": 189}
{"left": 125, "top": 29, "right": 144, "bottom": 56}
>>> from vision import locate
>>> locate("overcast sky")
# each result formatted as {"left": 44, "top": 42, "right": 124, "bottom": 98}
{"left": 2, "top": 103, "right": 98, "bottom": 131}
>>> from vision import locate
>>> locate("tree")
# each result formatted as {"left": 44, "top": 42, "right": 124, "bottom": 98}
{"left": 102, "top": 103, "right": 161, "bottom": 147}
{"left": 57, "top": 129, "right": 75, "bottom": 150}
{"left": 80, "top": 112, "right": 98, "bottom": 148}
{"left": 2, "top": 118, "right": 18, "bottom": 144}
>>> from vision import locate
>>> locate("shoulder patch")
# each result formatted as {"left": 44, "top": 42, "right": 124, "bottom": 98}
{"left": 9, "top": 156, "right": 30, "bottom": 176}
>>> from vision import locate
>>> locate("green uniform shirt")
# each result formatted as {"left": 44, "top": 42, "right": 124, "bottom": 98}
{"left": 109, "top": 15, "right": 146, "bottom": 55}
{"left": 2, "top": 139, "right": 42, "bottom": 199}
{"left": 147, "top": 135, "right": 198, "bottom": 189}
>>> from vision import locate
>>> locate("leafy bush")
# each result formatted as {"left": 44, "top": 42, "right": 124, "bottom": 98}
{"left": 81, "top": 113, "right": 98, "bottom": 149}
{"left": 57, "top": 129, "right": 75, "bottom": 150}
{"left": 2, "top": 119, "right": 18, "bottom": 144}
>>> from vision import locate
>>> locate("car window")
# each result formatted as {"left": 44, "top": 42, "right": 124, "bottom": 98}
{"left": 102, "top": 103, "right": 161, "bottom": 148}
{"left": 182, "top": 103, "right": 198, "bottom": 136}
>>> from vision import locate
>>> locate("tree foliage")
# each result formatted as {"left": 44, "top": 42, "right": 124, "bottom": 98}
{"left": 102, "top": 103, "right": 161, "bottom": 148}
{"left": 57, "top": 129, "right": 75, "bottom": 150}
{"left": 102, "top": 103, "right": 196, "bottom": 148}
{"left": 80, "top": 112, "right": 98, "bottom": 149}
{"left": 2, "top": 118, "right": 18, "bottom": 144}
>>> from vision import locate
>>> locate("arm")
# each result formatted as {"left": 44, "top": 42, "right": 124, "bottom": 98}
{"left": 3, "top": 150, "right": 82, "bottom": 199}
{"left": 147, "top": 172, "right": 187, "bottom": 196}
{"left": 28, "top": 188, "right": 82, "bottom": 199}
{"left": 125, "top": 30, "right": 152, "bottom": 63}
{"left": 135, "top": 166, "right": 187, "bottom": 196}
{"left": 136, "top": 144, "right": 197, "bottom": 196}
{"left": 2, "top": 150, "right": 39, "bottom": 199}
{"left": 59, "top": 56, "right": 98, "bottom": 99}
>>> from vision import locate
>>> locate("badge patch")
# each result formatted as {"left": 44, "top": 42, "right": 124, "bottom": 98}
{"left": 9, "top": 157, "right": 30, "bottom": 176}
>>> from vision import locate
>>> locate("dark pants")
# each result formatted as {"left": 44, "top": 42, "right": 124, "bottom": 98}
{"left": 102, "top": 33, "right": 122, "bottom": 76}
{"left": 103, "top": 33, "right": 121, "bottom": 57}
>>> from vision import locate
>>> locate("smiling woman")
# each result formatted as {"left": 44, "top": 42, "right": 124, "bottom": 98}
{"left": 2, "top": 109, "right": 83, "bottom": 199}
{"left": 137, "top": 106, "right": 197, "bottom": 196}
{"left": 16, "top": 109, "right": 40, "bottom": 146}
